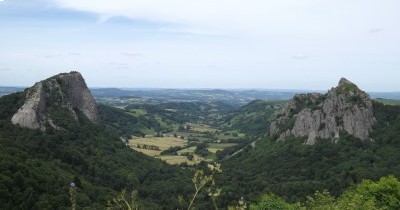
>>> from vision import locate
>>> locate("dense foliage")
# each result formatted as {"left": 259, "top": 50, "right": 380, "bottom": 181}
{"left": 98, "top": 104, "right": 162, "bottom": 137}
{"left": 0, "top": 93, "right": 194, "bottom": 209}
{"left": 250, "top": 175, "right": 400, "bottom": 210}
{"left": 219, "top": 101, "right": 400, "bottom": 206}
{"left": 224, "top": 100, "right": 286, "bottom": 136}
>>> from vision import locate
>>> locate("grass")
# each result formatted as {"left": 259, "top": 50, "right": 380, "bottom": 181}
{"left": 133, "top": 148, "right": 161, "bottom": 156}
{"left": 128, "top": 130, "right": 240, "bottom": 165}
{"left": 216, "top": 132, "right": 245, "bottom": 140}
{"left": 207, "top": 148, "right": 220, "bottom": 153}
{"left": 207, "top": 143, "right": 238, "bottom": 153}
{"left": 128, "top": 137, "right": 207, "bottom": 165}
{"left": 129, "top": 137, "right": 187, "bottom": 157}
{"left": 188, "top": 123, "right": 220, "bottom": 133}
{"left": 177, "top": 146, "right": 196, "bottom": 155}
{"left": 159, "top": 155, "right": 189, "bottom": 165}
{"left": 205, "top": 153, "right": 217, "bottom": 161}
{"left": 159, "top": 154, "right": 203, "bottom": 165}
{"left": 127, "top": 108, "right": 147, "bottom": 117}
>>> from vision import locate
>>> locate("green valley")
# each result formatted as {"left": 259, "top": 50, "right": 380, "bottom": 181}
{"left": 1, "top": 73, "right": 400, "bottom": 210}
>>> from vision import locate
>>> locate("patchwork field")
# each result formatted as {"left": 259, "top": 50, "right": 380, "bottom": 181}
{"left": 159, "top": 154, "right": 203, "bottom": 165}
{"left": 129, "top": 137, "right": 202, "bottom": 165}
{"left": 128, "top": 133, "right": 240, "bottom": 165}
{"left": 129, "top": 137, "right": 187, "bottom": 154}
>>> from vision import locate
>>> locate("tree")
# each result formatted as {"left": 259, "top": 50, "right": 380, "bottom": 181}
{"left": 251, "top": 193, "right": 300, "bottom": 210}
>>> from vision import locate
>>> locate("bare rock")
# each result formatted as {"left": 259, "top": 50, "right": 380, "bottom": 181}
{"left": 11, "top": 71, "right": 99, "bottom": 130}
{"left": 270, "top": 78, "right": 375, "bottom": 144}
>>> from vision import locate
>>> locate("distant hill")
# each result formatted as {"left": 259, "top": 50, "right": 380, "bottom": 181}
{"left": 3, "top": 86, "right": 400, "bottom": 105}
{"left": 370, "top": 92, "right": 400, "bottom": 100}
{"left": 223, "top": 99, "right": 286, "bottom": 136}
{"left": 374, "top": 98, "right": 400, "bottom": 106}
{"left": 92, "top": 88, "right": 301, "bottom": 106}
{"left": 0, "top": 87, "right": 24, "bottom": 97}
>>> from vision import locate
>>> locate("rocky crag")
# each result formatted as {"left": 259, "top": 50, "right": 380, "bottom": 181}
{"left": 11, "top": 71, "right": 98, "bottom": 130}
{"left": 270, "top": 78, "right": 376, "bottom": 144}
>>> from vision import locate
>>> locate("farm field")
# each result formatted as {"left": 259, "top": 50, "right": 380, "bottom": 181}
{"left": 159, "top": 154, "right": 203, "bottom": 165}
{"left": 129, "top": 137, "right": 187, "bottom": 153}
{"left": 207, "top": 143, "right": 238, "bottom": 153}
{"left": 177, "top": 146, "right": 196, "bottom": 155}
{"left": 117, "top": 100, "right": 257, "bottom": 166}
{"left": 186, "top": 123, "right": 220, "bottom": 133}
{"left": 128, "top": 136, "right": 240, "bottom": 165}
{"left": 128, "top": 137, "right": 203, "bottom": 165}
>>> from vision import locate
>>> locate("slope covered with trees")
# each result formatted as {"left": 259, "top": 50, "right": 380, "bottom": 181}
{"left": 0, "top": 92, "right": 195, "bottom": 209}
{"left": 219, "top": 98, "right": 400, "bottom": 207}
{"left": 223, "top": 100, "right": 286, "bottom": 137}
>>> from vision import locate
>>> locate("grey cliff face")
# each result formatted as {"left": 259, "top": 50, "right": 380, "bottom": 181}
{"left": 11, "top": 71, "right": 99, "bottom": 130}
{"left": 270, "top": 78, "right": 376, "bottom": 144}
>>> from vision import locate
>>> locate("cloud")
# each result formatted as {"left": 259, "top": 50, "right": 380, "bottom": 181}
{"left": 369, "top": 28, "right": 384, "bottom": 33}
{"left": 42, "top": 54, "right": 63, "bottom": 59}
{"left": 120, "top": 52, "right": 143, "bottom": 57}
{"left": 39, "top": 53, "right": 81, "bottom": 59}
{"left": 108, "top": 62, "right": 130, "bottom": 69}
{"left": 292, "top": 55, "right": 309, "bottom": 60}
{"left": 47, "top": 0, "right": 318, "bottom": 36}
{"left": 0, "top": 68, "right": 10, "bottom": 71}
{"left": 47, "top": 0, "right": 400, "bottom": 41}
{"left": 158, "top": 27, "right": 223, "bottom": 37}
{"left": 67, "top": 52, "right": 80, "bottom": 56}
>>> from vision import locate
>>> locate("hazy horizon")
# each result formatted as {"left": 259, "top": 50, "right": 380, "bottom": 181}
{"left": 2, "top": 84, "right": 400, "bottom": 93}
{"left": 1, "top": 0, "right": 399, "bottom": 91}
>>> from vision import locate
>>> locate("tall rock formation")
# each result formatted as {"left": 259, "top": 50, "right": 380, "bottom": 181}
{"left": 270, "top": 78, "right": 375, "bottom": 144}
{"left": 11, "top": 71, "right": 99, "bottom": 130}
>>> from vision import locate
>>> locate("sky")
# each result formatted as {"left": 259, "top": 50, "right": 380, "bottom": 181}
{"left": 0, "top": 0, "right": 399, "bottom": 91}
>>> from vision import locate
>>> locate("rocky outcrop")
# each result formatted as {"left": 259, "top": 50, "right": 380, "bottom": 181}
{"left": 270, "top": 78, "right": 375, "bottom": 144}
{"left": 11, "top": 71, "right": 99, "bottom": 130}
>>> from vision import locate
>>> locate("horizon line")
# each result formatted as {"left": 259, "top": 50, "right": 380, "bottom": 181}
{"left": 2, "top": 86, "right": 400, "bottom": 93}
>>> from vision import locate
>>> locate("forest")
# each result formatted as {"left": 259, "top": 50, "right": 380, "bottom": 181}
{"left": 1, "top": 90, "right": 400, "bottom": 209}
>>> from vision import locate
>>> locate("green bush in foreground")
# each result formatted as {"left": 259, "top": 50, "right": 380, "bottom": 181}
{"left": 251, "top": 175, "right": 400, "bottom": 210}
{"left": 105, "top": 175, "right": 400, "bottom": 209}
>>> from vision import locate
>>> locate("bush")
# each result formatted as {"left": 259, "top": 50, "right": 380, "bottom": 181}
{"left": 251, "top": 194, "right": 299, "bottom": 210}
